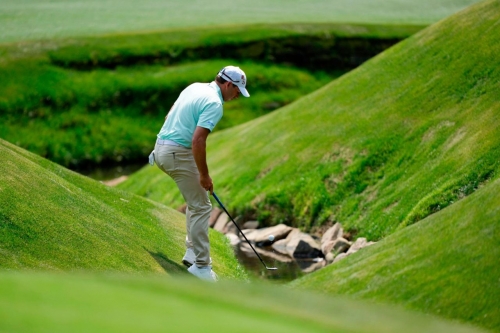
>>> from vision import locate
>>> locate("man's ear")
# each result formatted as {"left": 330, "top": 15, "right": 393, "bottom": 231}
{"left": 221, "top": 81, "right": 231, "bottom": 93}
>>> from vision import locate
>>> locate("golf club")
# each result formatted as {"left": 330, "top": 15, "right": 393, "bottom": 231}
{"left": 212, "top": 192, "right": 278, "bottom": 271}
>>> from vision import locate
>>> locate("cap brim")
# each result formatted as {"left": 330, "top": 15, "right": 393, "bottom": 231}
{"left": 238, "top": 86, "right": 250, "bottom": 97}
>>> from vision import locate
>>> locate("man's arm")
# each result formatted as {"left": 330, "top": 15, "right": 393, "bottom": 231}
{"left": 192, "top": 126, "right": 213, "bottom": 193}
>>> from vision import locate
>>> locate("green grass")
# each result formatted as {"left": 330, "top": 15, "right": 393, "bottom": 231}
{"left": 0, "top": 1, "right": 499, "bottom": 332}
{"left": 0, "top": 59, "right": 335, "bottom": 167}
{"left": 290, "top": 175, "right": 500, "bottom": 332}
{"left": 120, "top": 0, "right": 500, "bottom": 239}
{"left": 0, "top": 138, "right": 490, "bottom": 333}
{"left": 0, "top": 22, "right": 419, "bottom": 168}
{"left": 0, "top": 138, "right": 246, "bottom": 280}
{"left": 0, "top": 271, "right": 490, "bottom": 333}
{"left": 0, "top": 0, "right": 480, "bottom": 43}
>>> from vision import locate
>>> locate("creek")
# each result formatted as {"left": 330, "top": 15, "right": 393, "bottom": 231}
{"left": 75, "top": 163, "right": 144, "bottom": 181}
{"left": 235, "top": 245, "right": 325, "bottom": 282}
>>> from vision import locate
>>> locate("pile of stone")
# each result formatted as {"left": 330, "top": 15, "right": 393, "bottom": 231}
{"left": 209, "top": 207, "right": 376, "bottom": 274}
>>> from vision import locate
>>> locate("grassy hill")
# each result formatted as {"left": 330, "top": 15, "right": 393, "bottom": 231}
{"left": 120, "top": 0, "right": 500, "bottom": 240}
{"left": 0, "top": 1, "right": 499, "bottom": 332}
{"left": 0, "top": 271, "right": 490, "bottom": 333}
{"left": 291, "top": 175, "right": 500, "bottom": 332}
{"left": 1, "top": 0, "right": 480, "bottom": 43}
{"left": 0, "top": 138, "right": 490, "bottom": 333}
{"left": 0, "top": 138, "right": 246, "bottom": 279}
{"left": 0, "top": 23, "right": 419, "bottom": 169}
{"left": 0, "top": 0, "right": 482, "bottom": 171}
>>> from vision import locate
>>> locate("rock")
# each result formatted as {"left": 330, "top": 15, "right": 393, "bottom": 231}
{"left": 226, "top": 233, "right": 240, "bottom": 246}
{"left": 325, "top": 252, "right": 335, "bottom": 263}
{"left": 345, "top": 237, "right": 377, "bottom": 255}
{"left": 225, "top": 221, "right": 239, "bottom": 235}
{"left": 239, "top": 242, "right": 293, "bottom": 263}
{"left": 321, "top": 237, "right": 351, "bottom": 256}
{"left": 224, "top": 216, "right": 245, "bottom": 234}
{"left": 209, "top": 207, "right": 223, "bottom": 227}
{"left": 271, "top": 238, "right": 289, "bottom": 255}
{"left": 346, "top": 237, "right": 368, "bottom": 255}
{"left": 321, "top": 223, "right": 344, "bottom": 245}
{"left": 281, "top": 229, "right": 323, "bottom": 259}
{"left": 333, "top": 253, "right": 348, "bottom": 263}
{"left": 293, "top": 239, "right": 323, "bottom": 258}
{"left": 240, "top": 224, "right": 293, "bottom": 245}
{"left": 242, "top": 220, "right": 259, "bottom": 229}
{"left": 213, "top": 213, "right": 229, "bottom": 233}
{"left": 296, "top": 258, "right": 326, "bottom": 273}
{"left": 240, "top": 228, "right": 256, "bottom": 237}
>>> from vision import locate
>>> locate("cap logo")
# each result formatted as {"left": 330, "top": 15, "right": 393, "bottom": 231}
{"left": 241, "top": 75, "right": 246, "bottom": 85}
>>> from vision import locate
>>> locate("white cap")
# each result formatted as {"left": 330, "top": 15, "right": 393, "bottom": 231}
{"left": 217, "top": 66, "right": 250, "bottom": 97}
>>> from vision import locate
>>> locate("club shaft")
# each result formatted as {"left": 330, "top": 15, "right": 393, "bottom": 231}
{"left": 212, "top": 192, "right": 275, "bottom": 270}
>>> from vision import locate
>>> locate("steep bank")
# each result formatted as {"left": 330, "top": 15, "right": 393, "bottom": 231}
{"left": 0, "top": 139, "right": 245, "bottom": 279}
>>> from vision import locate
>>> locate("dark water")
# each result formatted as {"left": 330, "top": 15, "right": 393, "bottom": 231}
{"left": 74, "top": 162, "right": 145, "bottom": 181}
{"left": 235, "top": 244, "right": 325, "bottom": 282}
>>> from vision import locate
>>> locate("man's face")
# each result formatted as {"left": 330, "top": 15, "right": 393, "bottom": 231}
{"left": 223, "top": 82, "right": 241, "bottom": 101}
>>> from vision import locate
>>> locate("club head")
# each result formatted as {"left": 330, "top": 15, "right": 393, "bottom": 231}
{"left": 267, "top": 267, "right": 278, "bottom": 270}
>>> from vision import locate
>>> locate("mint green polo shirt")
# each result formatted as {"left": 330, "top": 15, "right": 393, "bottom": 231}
{"left": 157, "top": 81, "right": 224, "bottom": 148}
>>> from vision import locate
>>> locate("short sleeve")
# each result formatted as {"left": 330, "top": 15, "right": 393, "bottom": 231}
{"left": 197, "top": 101, "right": 223, "bottom": 132}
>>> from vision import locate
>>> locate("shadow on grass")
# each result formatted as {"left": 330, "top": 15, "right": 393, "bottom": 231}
{"left": 144, "top": 247, "right": 187, "bottom": 275}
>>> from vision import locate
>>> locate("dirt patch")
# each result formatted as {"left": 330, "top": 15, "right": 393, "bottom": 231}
{"left": 422, "top": 120, "right": 455, "bottom": 143}
{"left": 321, "top": 145, "right": 355, "bottom": 165}
{"left": 384, "top": 200, "right": 399, "bottom": 213}
{"left": 101, "top": 175, "right": 128, "bottom": 187}
{"left": 444, "top": 127, "right": 467, "bottom": 152}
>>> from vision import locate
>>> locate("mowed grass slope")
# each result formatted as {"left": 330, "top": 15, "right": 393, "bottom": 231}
{"left": 0, "top": 139, "right": 245, "bottom": 280}
{"left": 291, "top": 176, "right": 500, "bottom": 332}
{"left": 121, "top": 0, "right": 500, "bottom": 238}
{"left": 0, "top": 138, "right": 490, "bottom": 333}
{"left": 0, "top": 271, "right": 490, "bottom": 333}
{"left": 0, "top": 0, "right": 480, "bottom": 43}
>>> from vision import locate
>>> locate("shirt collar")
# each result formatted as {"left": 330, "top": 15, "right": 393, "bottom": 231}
{"left": 209, "top": 81, "right": 224, "bottom": 105}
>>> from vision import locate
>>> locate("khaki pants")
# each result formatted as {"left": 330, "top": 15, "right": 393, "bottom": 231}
{"left": 154, "top": 143, "right": 212, "bottom": 267}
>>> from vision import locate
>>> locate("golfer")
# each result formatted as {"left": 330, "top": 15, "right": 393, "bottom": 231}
{"left": 152, "top": 66, "right": 250, "bottom": 282}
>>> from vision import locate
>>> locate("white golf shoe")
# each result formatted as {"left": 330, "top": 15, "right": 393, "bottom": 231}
{"left": 182, "top": 248, "right": 196, "bottom": 267}
{"left": 187, "top": 265, "right": 218, "bottom": 282}
{"left": 182, "top": 248, "right": 212, "bottom": 267}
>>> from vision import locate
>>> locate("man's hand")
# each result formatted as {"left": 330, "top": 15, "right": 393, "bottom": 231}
{"left": 199, "top": 173, "right": 214, "bottom": 194}
{"left": 192, "top": 126, "right": 213, "bottom": 193}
